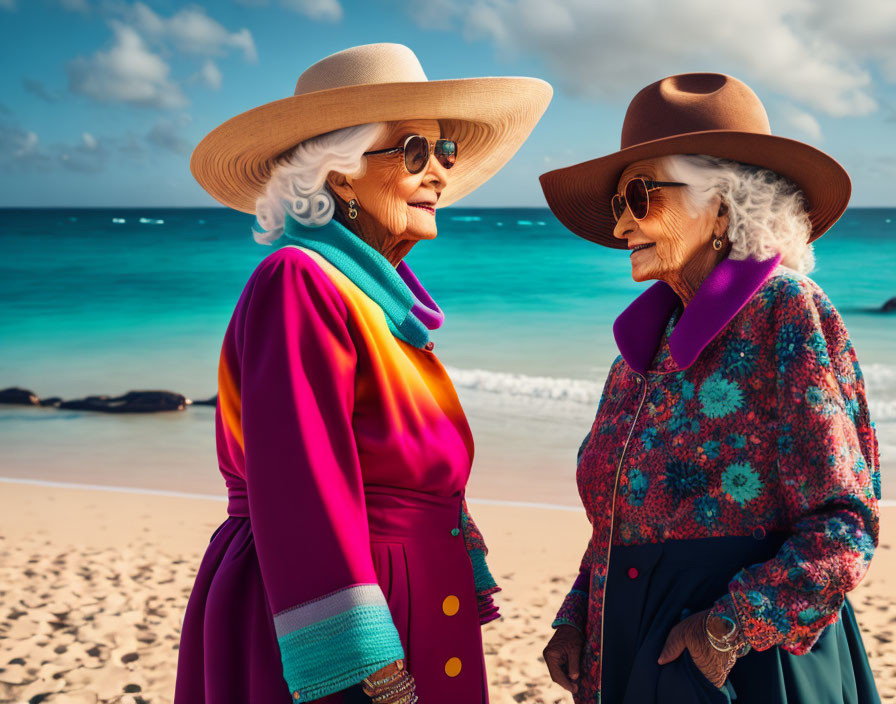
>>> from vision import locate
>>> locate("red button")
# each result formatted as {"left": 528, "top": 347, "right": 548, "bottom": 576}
{"left": 627, "top": 567, "right": 639, "bottom": 579}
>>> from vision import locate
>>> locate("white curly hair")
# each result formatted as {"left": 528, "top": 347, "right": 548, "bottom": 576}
{"left": 661, "top": 154, "right": 815, "bottom": 274}
{"left": 252, "top": 122, "right": 387, "bottom": 244}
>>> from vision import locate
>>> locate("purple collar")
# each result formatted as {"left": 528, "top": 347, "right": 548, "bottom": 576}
{"left": 397, "top": 261, "right": 445, "bottom": 330}
{"left": 613, "top": 254, "right": 783, "bottom": 374}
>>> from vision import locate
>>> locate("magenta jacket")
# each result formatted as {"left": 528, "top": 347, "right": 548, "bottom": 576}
{"left": 553, "top": 255, "right": 881, "bottom": 700}
{"left": 214, "top": 217, "right": 499, "bottom": 701}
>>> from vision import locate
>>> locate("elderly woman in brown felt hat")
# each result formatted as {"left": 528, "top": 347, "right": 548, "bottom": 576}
{"left": 173, "top": 43, "right": 551, "bottom": 704}
{"left": 539, "top": 74, "right": 882, "bottom": 703}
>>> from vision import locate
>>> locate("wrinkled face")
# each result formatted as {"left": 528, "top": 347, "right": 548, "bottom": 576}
{"left": 612, "top": 158, "right": 721, "bottom": 283}
{"left": 347, "top": 119, "right": 449, "bottom": 242}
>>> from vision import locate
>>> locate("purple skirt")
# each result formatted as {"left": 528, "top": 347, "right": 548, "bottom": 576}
{"left": 174, "top": 488, "right": 488, "bottom": 703}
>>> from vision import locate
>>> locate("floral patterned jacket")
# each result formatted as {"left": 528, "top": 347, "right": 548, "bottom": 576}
{"left": 553, "top": 254, "right": 881, "bottom": 701}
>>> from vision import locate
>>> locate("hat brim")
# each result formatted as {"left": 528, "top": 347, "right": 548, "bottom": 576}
{"left": 191, "top": 77, "right": 552, "bottom": 213}
{"left": 539, "top": 130, "right": 851, "bottom": 248}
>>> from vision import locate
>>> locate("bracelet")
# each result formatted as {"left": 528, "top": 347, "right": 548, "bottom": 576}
{"left": 369, "top": 678, "right": 410, "bottom": 702}
{"left": 362, "top": 660, "right": 405, "bottom": 690}
{"left": 364, "top": 674, "right": 404, "bottom": 696}
{"left": 371, "top": 679, "right": 416, "bottom": 704}
{"left": 371, "top": 676, "right": 413, "bottom": 702}
{"left": 370, "top": 673, "right": 416, "bottom": 703}
{"left": 704, "top": 611, "right": 743, "bottom": 653}
{"left": 725, "top": 600, "right": 752, "bottom": 658}
{"left": 385, "top": 694, "right": 417, "bottom": 704}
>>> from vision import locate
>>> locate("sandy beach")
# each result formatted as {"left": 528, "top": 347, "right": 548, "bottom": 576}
{"left": 0, "top": 480, "right": 893, "bottom": 704}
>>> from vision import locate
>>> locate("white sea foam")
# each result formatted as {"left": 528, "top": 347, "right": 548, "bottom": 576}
{"left": 446, "top": 366, "right": 602, "bottom": 405}
{"left": 450, "top": 215, "right": 481, "bottom": 222}
{"left": 138, "top": 217, "right": 165, "bottom": 225}
{"left": 445, "top": 363, "right": 896, "bottom": 422}
{"left": 112, "top": 218, "right": 126, "bottom": 224}
{"left": 865, "top": 364, "right": 896, "bottom": 421}
{"left": 870, "top": 401, "right": 896, "bottom": 421}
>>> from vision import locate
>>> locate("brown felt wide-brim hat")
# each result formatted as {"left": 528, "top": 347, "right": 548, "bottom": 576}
{"left": 191, "top": 43, "right": 552, "bottom": 213}
{"left": 540, "top": 73, "right": 851, "bottom": 248}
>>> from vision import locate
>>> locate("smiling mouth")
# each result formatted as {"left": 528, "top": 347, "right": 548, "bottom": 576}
{"left": 410, "top": 203, "right": 435, "bottom": 215}
{"left": 629, "top": 243, "right": 656, "bottom": 255}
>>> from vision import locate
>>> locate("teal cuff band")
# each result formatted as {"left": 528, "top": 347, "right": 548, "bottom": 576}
{"left": 276, "top": 586, "right": 404, "bottom": 701}
{"left": 468, "top": 547, "right": 499, "bottom": 595}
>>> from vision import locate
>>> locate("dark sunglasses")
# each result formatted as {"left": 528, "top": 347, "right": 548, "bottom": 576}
{"left": 611, "top": 177, "right": 687, "bottom": 222}
{"left": 364, "top": 135, "right": 458, "bottom": 174}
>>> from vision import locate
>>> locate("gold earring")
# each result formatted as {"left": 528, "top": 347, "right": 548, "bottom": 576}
{"left": 348, "top": 199, "right": 359, "bottom": 220}
{"left": 712, "top": 237, "right": 723, "bottom": 251}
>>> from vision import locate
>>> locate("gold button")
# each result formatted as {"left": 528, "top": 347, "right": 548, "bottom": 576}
{"left": 442, "top": 595, "right": 460, "bottom": 616}
{"left": 445, "top": 657, "right": 462, "bottom": 677}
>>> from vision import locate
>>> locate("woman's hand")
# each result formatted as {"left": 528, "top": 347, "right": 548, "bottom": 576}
{"left": 657, "top": 609, "right": 736, "bottom": 688}
{"left": 543, "top": 624, "right": 584, "bottom": 694}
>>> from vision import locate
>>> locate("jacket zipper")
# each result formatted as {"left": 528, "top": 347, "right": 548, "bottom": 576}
{"left": 597, "top": 371, "right": 648, "bottom": 684}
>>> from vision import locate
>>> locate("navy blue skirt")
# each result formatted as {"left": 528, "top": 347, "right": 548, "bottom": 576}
{"left": 601, "top": 535, "right": 880, "bottom": 704}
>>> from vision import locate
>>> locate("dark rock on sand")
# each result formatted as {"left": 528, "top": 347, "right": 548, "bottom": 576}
{"left": 0, "top": 387, "right": 40, "bottom": 405}
{"left": 39, "top": 397, "right": 63, "bottom": 407}
{"left": 59, "top": 390, "right": 187, "bottom": 413}
{"left": 190, "top": 395, "right": 218, "bottom": 407}
{"left": 882, "top": 297, "right": 896, "bottom": 313}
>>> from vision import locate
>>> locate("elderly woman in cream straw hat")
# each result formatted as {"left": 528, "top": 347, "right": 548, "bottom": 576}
{"left": 539, "top": 74, "right": 881, "bottom": 704}
{"left": 173, "top": 43, "right": 551, "bottom": 704}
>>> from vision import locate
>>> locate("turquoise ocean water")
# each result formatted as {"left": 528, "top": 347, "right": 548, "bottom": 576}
{"left": 1, "top": 207, "right": 894, "bottom": 503}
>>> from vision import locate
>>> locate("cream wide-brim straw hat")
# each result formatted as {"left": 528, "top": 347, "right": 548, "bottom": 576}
{"left": 191, "top": 43, "right": 553, "bottom": 213}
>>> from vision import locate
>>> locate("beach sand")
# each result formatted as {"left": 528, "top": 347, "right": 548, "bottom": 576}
{"left": 0, "top": 481, "right": 893, "bottom": 704}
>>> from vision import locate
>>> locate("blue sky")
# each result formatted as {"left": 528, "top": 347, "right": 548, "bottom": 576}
{"left": 2, "top": 0, "right": 896, "bottom": 208}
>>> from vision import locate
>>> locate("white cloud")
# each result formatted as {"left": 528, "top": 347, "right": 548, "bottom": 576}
{"left": 451, "top": 0, "right": 889, "bottom": 121}
{"left": 59, "top": 0, "right": 89, "bottom": 12}
{"left": 281, "top": 0, "right": 342, "bottom": 22}
{"left": 60, "top": 132, "right": 107, "bottom": 172}
{"left": 407, "top": 0, "right": 459, "bottom": 26}
{"left": 234, "top": 0, "right": 343, "bottom": 19}
{"left": 22, "top": 77, "right": 59, "bottom": 103}
{"left": 801, "top": 0, "right": 896, "bottom": 83}
{"left": 0, "top": 122, "right": 109, "bottom": 172}
{"left": 65, "top": 3, "right": 256, "bottom": 109}
{"left": 782, "top": 106, "right": 823, "bottom": 141}
{"left": 15, "top": 131, "right": 39, "bottom": 158}
{"left": 3, "top": 127, "right": 52, "bottom": 168}
{"left": 132, "top": 2, "right": 258, "bottom": 62}
{"left": 195, "top": 59, "right": 223, "bottom": 90}
{"left": 67, "top": 21, "right": 186, "bottom": 109}
{"left": 146, "top": 117, "right": 192, "bottom": 156}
